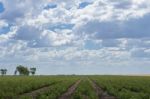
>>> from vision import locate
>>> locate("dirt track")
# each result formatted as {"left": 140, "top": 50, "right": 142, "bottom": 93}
{"left": 19, "top": 79, "right": 116, "bottom": 99}
{"left": 59, "top": 79, "right": 81, "bottom": 99}
{"left": 19, "top": 82, "right": 57, "bottom": 99}
{"left": 90, "top": 79, "right": 116, "bottom": 99}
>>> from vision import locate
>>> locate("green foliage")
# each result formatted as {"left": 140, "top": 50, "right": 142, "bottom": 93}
{"left": 90, "top": 76, "right": 150, "bottom": 99}
{"left": 0, "top": 76, "right": 79, "bottom": 99}
{"left": 16, "top": 65, "right": 30, "bottom": 75}
{"left": 71, "top": 78, "right": 98, "bottom": 99}
{"left": 0, "top": 76, "right": 58, "bottom": 99}
{"left": 37, "top": 77, "right": 79, "bottom": 99}
{"left": 0, "top": 69, "right": 7, "bottom": 76}
{"left": 0, "top": 76, "right": 150, "bottom": 99}
{"left": 30, "top": 67, "right": 36, "bottom": 75}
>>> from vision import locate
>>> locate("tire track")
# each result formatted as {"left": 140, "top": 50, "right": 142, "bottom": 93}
{"left": 59, "top": 79, "right": 81, "bottom": 99}
{"left": 89, "top": 79, "right": 116, "bottom": 99}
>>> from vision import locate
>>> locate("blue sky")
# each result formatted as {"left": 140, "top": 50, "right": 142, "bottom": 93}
{"left": 0, "top": 0, "right": 150, "bottom": 75}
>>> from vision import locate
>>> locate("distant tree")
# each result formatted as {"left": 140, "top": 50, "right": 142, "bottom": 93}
{"left": 0, "top": 69, "right": 7, "bottom": 76}
{"left": 30, "top": 68, "right": 36, "bottom": 75}
{"left": 4, "top": 69, "right": 7, "bottom": 75}
{"left": 14, "top": 70, "right": 17, "bottom": 75}
{"left": 16, "top": 65, "right": 29, "bottom": 76}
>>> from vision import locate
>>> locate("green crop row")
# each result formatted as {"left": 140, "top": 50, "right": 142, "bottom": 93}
{"left": 0, "top": 76, "right": 78, "bottom": 99}
{"left": 0, "top": 75, "right": 150, "bottom": 99}
{"left": 90, "top": 76, "right": 150, "bottom": 99}
{"left": 71, "top": 78, "right": 98, "bottom": 99}
{"left": 35, "top": 77, "right": 79, "bottom": 99}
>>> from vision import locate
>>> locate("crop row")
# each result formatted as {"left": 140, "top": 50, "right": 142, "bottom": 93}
{"left": 71, "top": 78, "right": 98, "bottom": 99}
{"left": 1, "top": 76, "right": 150, "bottom": 99}
{"left": 90, "top": 76, "right": 150, "bottom": 99}
{"left": 0, "top": 76, "right": 78, "bottom": 99}
{"left": 34, "top": 78, "right": 79, "bottom": 99}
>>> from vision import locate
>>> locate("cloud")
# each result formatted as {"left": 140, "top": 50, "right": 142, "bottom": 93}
{"left": 34, "top": 29, "right": 74, "bottom": 47}
{"left": 131, "top": 48, "right": 150, "bottom": 59}
{"left": 79, "top": 2, "right": 92, "bottom": 9}
{"left": 102, "top": 39, "right": 120, "bottom": 47}
{"left": 73, "top": 0, "right": 150, "bottom": 39}
{"left": 14, "top": 25, "right": 41, "bottom": 41}
{"left": 0, "top": 0, "right": 48, "bottom": 23}
{"left": 44, "top": 3, "right": 57, "bottom": 10}
{"left": 0, "top": 20, "right": 7, "bottom": 26}
{"left": 0, "top": 20, "right": 8, "bottom": 29}
{"left": 75, "top": 13, "right": 150, "bottom": 39}
{"left": 9, "top": 24, "right": 75, "bottom": 47}
{"left": 0, "top": 0, "right": 150, "bottom": 74}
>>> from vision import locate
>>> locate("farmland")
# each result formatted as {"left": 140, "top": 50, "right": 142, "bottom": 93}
{"left": 0, "top": 76, "right": 150, "bottom": 99}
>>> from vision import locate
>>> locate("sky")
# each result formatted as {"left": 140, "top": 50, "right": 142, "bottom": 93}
{"left": 0, "top": 0, "right": 150, "bottom": 75}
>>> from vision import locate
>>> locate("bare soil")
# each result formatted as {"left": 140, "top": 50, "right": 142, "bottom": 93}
{"left": 82, "top": 94, "right": 89, "bottom": 99}
{"left": 59, "top": 79, "right": 81, "bottom": 99}
{"left": 90, "top": 79, "right": 116, "bottom": 99}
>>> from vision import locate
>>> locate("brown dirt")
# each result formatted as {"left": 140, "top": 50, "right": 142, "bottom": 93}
{"left": 82, "top": 94, "right": 89, "bottom": 99}
{"left": 59, "top": 79, "right": 81, "bottom": 99}
{"left": 89, "top": 79, "right": 116, "bottom": 99}
{"left": 18, "top": 82, "right": 57, "bottom": 99}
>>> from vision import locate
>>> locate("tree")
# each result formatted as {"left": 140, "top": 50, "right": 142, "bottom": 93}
{"left": 14, "top": 70, "right": 17, "bottom": 75}
{"left": 30, "top": 68, "right": 36, "bottom": 75}
{"left": 4, "top": 69, "right": 7, "bottom": 75}
{"left": 0, "top": 69, "right": 7, "bottom": 76}
{"left": 16, "top": 65, "right": 29, "bottom": 76}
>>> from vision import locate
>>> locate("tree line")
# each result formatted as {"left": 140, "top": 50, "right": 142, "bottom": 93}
{"left": 0, "top": 65, "right": 36, "bottom": 76}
